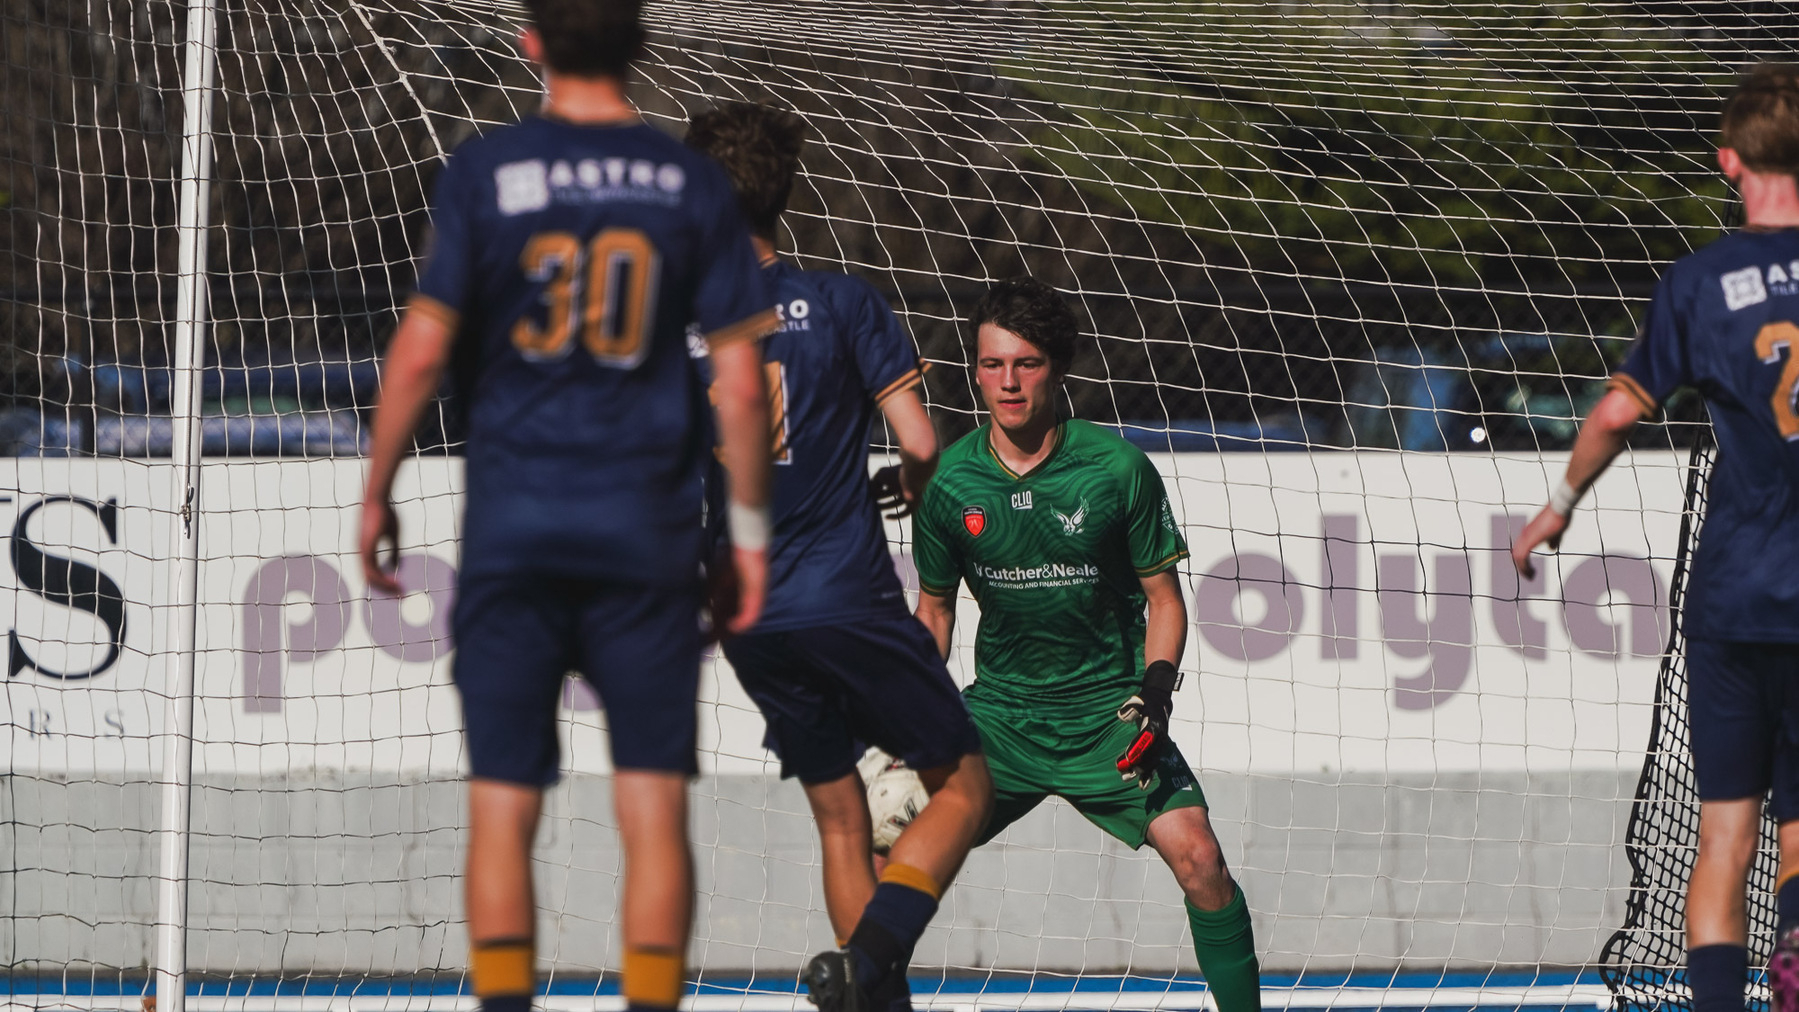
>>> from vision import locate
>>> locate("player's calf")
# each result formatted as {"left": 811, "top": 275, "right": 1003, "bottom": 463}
{"left": 1147, "top": 807, "right": 1261, "bottom": 1012}
{"left": 466, "top": 780, "right": 544, "bottom": 1012}
{"left": 807, "top": 752, "right": 992, "bottom": 1012}
{"left": 616, "top": 771, "right": 694, "bottom": 1012}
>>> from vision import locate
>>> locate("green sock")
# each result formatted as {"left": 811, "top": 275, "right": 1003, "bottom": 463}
{"left": 1187, "top": 886, "right": 1261, "bottom": 1012}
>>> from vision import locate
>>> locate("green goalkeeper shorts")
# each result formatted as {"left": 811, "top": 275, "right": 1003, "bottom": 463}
{"left": 967, "top": 693, "right": 1208, "bottom": 849}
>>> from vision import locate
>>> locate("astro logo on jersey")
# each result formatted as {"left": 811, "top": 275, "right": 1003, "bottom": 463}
{"left": 1723, "top": 265, "right": 1769, "bottom": 311}
{"left": 495, "top": 157, "right": 688, "bottom": 216}
{"left": 963, "top": 506, "right": 986, "bottom": 537}
{"left": 1053, "top": 498, "right": 1087, "bottom": 536}
{"left": 1011, "top": 491, "right": 1033, "bottom": 510}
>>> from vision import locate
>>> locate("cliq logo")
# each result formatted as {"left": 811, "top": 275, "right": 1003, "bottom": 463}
{"left": 1194, "top": 513, "right": 1669, "bottom": 710}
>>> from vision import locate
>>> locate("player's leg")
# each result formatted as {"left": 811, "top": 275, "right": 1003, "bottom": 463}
{"left": 614, "top": 769, "right": 694, "bottom": 1011}
{"left": 1761, "top": 645, "right": 1799, "bottom": 1012}
{"left": 581, "top": 582, "right": 707, "bottom": 1012}
{"left": 884, "top": 751, "right": 990, "bottom": 886}
{"left": 466, "top": 781, "right": 545, "bottom": 1012}
{"left": 1686, "top": 637, "right": 1777, "bottom": 1012}
{"left": 807, "top": 752, "right": 994, "bottom": 1012}
{"left": 781, "top": 619, "right": 997, "bottom": 1012}
{"left": 451, "top": 577, "right": 579, "bottom": 1012}
{"left": 1145, "top": 806, "right": 1260, "bottom": 1012}
{"left": 722, "top": 631, "right": 878, "bottom": 941}
{"left": 802, "top": 773, "right": 879, "bottom": 941}
{"left": 1057, "top": 720, "right": 1259, "bottom": 1012}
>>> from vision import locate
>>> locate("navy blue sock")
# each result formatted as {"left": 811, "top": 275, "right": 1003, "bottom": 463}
{"left": 847, "top": 880, "right": 939, "bottom": 989}
{"left": 1689, "top": 944, "right": 1747, "bottom": 1012}
{"left": 875, "top": 969, "right": 914, "bottom": 1012}
{"left": 1781, "top": 877, "right": 1799, "bottom": 936}
{"left": 481, "top": 998, "right": 531, "bottom": 1012}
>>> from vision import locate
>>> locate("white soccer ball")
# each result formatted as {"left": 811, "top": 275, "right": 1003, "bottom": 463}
{"left": 858, "top": 746, "right": 928, "bottom": 854}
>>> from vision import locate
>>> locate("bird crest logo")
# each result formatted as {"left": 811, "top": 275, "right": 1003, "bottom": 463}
{"left": 1053, "top": 498, "right": 1088, "bottom": 536}
{"left": 963, "top": 505, "right": 986, "bottom": 537}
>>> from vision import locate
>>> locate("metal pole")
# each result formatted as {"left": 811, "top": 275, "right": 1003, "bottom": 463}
{"left": 155, "top": 1, "right": 219, "bottom": 1009}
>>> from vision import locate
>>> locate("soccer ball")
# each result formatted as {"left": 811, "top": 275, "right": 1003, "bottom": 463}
{"left": 857, "top": 746, "right": 928, "bottom": 854}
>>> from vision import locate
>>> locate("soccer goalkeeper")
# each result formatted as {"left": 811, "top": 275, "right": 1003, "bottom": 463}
{"left": 910, "top": 276, "right": 1260, "bottom": 1012}
{"left": 1513, "top": 63, "right": 1799, "bottom": 1012}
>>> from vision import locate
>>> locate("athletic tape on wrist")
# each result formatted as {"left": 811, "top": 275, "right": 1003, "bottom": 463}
{"left": 728, "top": 502, "right": 771, "bottom": 552}
{"left": 1548, "top": 478, "right": 1584, "bottom": 518}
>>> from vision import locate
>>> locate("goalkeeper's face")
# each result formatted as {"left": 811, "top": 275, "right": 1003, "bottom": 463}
{"left": 976, "top": 322, "right": 1061, "bottom": 436}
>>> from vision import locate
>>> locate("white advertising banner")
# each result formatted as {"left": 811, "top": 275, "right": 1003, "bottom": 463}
{"left": 0, "top": 451, "right": 1686, "bottom": 776}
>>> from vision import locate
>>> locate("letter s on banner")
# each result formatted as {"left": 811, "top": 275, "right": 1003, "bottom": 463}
{"left": 8, "top": 496, "right": 128, "bottom": 680}
{"left": 1195, "top": 554, "right": 1304, "bottom": 662}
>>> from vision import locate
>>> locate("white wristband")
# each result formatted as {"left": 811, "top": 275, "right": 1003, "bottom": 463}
{"left": 728, "top": 502, "right": 771, "bottom": 552}
{"left": 1548, "top": 478, "right": 1584, "bottom": 518}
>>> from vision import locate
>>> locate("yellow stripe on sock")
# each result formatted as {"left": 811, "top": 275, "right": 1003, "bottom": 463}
{"left": 1780, "top": 868, "right": 1799, "bottom": 894}
{"left": 623, "top": 946, "right": 685, "bottom": 1009}
{"left": 879, "top": 861, "right": 943, "bottom": 902}
{"left": 471, "top": 939, "right": 534, "bottom": 998}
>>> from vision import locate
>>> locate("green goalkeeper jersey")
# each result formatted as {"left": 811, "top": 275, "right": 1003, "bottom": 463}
{"left": 913, "top": 419, "right": 1189, "bottom": 722}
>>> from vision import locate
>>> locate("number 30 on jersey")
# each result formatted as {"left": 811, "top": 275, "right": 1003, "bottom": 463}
{"left": 511, "top": 228, "right": 660, "bottom": 367}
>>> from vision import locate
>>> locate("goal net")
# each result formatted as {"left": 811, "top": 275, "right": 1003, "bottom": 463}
{"left": 0, "top": 0, "right": 1767, "bottom": 1007}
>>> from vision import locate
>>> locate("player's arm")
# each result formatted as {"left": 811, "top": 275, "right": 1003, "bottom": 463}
{"left": 360, "top": 306, "right": 455, "bottom": 595}
{"left": 910, "top": 477, "right": 960, "bottom": 658}
{"left": 1515, "top": 273, "right": 1687, "bottom": 579}
{"left": 1140, "top": 568, "right": 1186, "bottom": 669}
{"left": 709, "top": 334, "right": 773, "bottom": 633}
{"left": 1510, "top": 388, "right": 1649, "bottom": 580}
{"left": 916, "top": 589, "right": 956, "bottom": 660}
{"left": 1117, "top": 452, "right": 1191, "bottom": 787}
{"left": 873, "top": 388, "right": 937, "bottom": 517}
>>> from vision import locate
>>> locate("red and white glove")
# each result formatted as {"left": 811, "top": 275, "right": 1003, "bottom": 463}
{"left": 1116, "top": 660, "right": 1182, "bottom": 790}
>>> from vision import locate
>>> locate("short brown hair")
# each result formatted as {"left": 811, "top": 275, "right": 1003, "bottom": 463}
{"left": 969, "top": 276, "right": 1081, "bottom": 373}
{"left": 521, "top": 0, "right": 646, "bottom": 79}
{"left": 1721, "top": 63, "right": 1799, "bottom": 176}
{"left": 684, "top": 103, "right": 806, "bottom": 237}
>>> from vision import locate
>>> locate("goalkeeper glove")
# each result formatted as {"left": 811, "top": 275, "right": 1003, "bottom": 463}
{"left": 1116, "top": 660, "right": 1182, "bottom": 789}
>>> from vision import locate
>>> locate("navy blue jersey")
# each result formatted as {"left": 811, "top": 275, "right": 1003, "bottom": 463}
{"left": 709, "top": 257, "right": 927, "bottom": 630}
{"left": 1611, "top": 227, "right": 1799, "bottom": 642}
{"left": 412, "top": 117, "right": 776, "bottom": 585}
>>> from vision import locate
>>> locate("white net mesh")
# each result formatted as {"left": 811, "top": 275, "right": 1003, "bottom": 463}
{"left": 0, "top": 0, "right": 1781, "bottom": 1006}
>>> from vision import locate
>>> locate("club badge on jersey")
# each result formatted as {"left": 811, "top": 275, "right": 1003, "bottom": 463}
{"left": 963, "top": 505, "right": 986, "bottom": 537}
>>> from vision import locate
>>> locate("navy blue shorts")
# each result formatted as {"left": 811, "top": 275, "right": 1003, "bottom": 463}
{"left": 722, "top": 613, "right": 983, "bottom": 785}
{"left": 451, "top": 576, "right": 703, "bottom": 785}
{"left": 1688, "top": 637, "right": 1799, "bottom": 819}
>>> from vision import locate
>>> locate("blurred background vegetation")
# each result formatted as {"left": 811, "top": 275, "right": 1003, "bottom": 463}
{"left": 1, "top": 0, "right": 1774, "bottom": 455}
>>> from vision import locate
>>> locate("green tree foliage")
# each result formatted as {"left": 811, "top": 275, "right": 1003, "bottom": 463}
{"left": 1005, "top": 1, "right": 1733, "bottom": 288}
